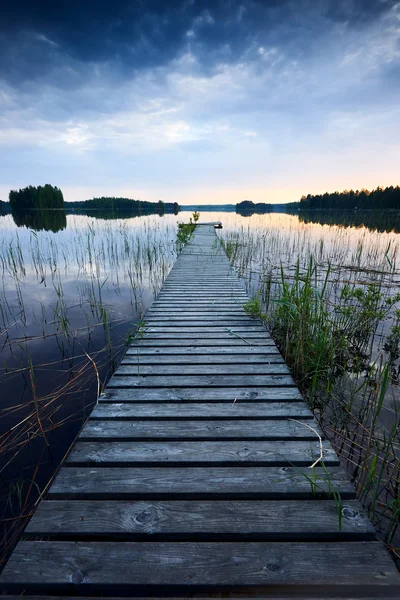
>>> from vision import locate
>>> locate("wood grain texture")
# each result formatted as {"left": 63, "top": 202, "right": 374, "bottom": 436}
{"left": 2, "top": 541, "right": 398, "bottom": 588}
{"left": 99, "top": 387, "right": 302, "bottom": 402}
{"left": 79, "top": 419, "right": 321, "bottom": 440}
{"left": 90, "top": 402, "right": 313, "bottom": 419}
{"left": 114, "top": 364, "right": 290, "bottom": 376}
{"left": 49, "top": 466, "right": 355, "bottom": 499}
{"left": 66, "top": 439, "right": 338, "bottom": 466}
{"left": 25, "top": 499, "right": 374, "bottom": 540}
{"left": 125, "top": 345, "right": 281, "bottom": 355}
{"left": 121, "top": 354, "right": 283, "bottom": 365}
{"left": 133, "top": 332, "right": 275, "bottom": 340}
{"left": 107, "top": 374, "right": 295, "bottom": 388}
{"left": 130, "top": 338, "right": 277, "bottom": 346}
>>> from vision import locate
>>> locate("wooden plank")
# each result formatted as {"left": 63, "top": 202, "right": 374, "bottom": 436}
{"left": 161, "top": 282, "right": 245, "bottom": 286}
{"left": 90, "top": 402, "right": 313, "bottom": 419}
{"left": 145, "top": 315, "right": 254, "bottom": 321}
{"left": 107, "top": 374, "right": 295, "bottom": 388}
{"left": 148, "top": 307, "right": 249, "bottom": 313}
{"left": 152, "top": 299, "right": 245, "bottom": 303}
{"left": 166, "top": 277, "right": 240, "bottom": 282}
{"left": 142, "top": 321, "right": 260, "bottom": 328}
{"left": 157, "top": 286, "right": 249, "bottom": 292}
{"left": 155, "top": 296, "right": 248, "bottom": 300}
{"left": 159, "top": 288, "right": 246, "bottom": 292}
{"left": 48, "top": 466, "right": 355, "bottom": 499}
{"left": 151, "top": 303, "right": 247, "bottom": 308}
{"left": 135, "top": 332, "right": 273, "bottom": 340}
{"left": 125, "top": 345, "right": 281, "bottom": 355}
{"left": 142, "top": 326, "right": 268, "bottom": 332}
{"left": 0, "top": 597, "right": 389, "bottom": 600}
{"left": 80, "top": 419, "right": 321, "bottom": 441}
{"left": 100, "top": 387, "right": 302, "bottom": 402}
{"left": 3, "top": 541, "right": 398, "bottom": 590}
{"left": 131, "top": 336, "right": 275, "bottom": 350}
{"left": 143, "top": 326, "right": 266, "bottom": 332}
{"left": 121, "top": 355, "right": 283, "bottom": 365}
{"left": 25, "top": 499, "right": 375, "bottom": 540}
{"left": 66, "top": 440, "right": 338, "bottom": 466}
{"left": 115, "top": 365, "right": 290, "bottom": 376}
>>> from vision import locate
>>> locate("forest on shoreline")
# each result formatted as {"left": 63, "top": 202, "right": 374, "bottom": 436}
{"left": 5, "top": 186, "right": 179, "bottom": 217}
{"left": 236, "top": 184, "right": 400, "bottom": 214}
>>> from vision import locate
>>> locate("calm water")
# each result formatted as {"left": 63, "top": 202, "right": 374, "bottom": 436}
{"left": 0, "top": 209, "right": 399, "bottom": 564}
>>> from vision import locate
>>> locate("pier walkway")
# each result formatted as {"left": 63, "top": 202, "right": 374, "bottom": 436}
{"left": 1, "top": 224, "right": 399, "bottom": 598}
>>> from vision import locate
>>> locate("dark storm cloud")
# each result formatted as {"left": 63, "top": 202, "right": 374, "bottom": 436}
{"left": 0, "top": 0, "right": 396, "bottom": 84}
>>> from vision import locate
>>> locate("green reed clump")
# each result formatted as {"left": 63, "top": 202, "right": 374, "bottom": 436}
{"left": 270, "top": 260, "right": 339, "bottom": 403}
{"left": 230, "top": 224, "right": 400, "bottom": 557}
{"left": 176, "top": 213, "right": 198, "bottom": 251}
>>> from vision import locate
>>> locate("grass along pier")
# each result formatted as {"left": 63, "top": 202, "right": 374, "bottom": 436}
{"left": 1, "top": 224, "right": 399, "bottom": 598}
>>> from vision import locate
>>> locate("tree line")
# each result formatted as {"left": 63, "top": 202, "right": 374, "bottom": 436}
{"left": 65, "top": 197, "right": 179, "bottom": 215}
{"left": 299, "top": 185, "right": 400, "bottom": 210}
{"left": 9, "top": 185, "right": 65, "bottom": 210}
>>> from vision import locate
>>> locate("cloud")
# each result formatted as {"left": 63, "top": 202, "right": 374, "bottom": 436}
{"left": 0, "top": 0, "right": 399, "bottom": 203}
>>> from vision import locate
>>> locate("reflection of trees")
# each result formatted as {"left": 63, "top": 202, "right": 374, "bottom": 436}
{"left": 297, "top": 211, "right": 400, "bottom": 234}
{"left": 12, "top": 210, "right": 67, "bottom": 233}
{"left": 0, "top": 200, "right": 11, "bottom": 215}
{"left": 66, "top": 207, "right": 176, "bottom": 221}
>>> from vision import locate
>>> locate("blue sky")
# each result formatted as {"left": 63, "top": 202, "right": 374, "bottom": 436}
{"left": 1, "top": 0, "right": 399, "bottom": 204}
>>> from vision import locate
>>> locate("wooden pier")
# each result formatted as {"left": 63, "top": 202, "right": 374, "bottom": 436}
{"left": 1, "top": 224, "right": 399, "bottom": 598}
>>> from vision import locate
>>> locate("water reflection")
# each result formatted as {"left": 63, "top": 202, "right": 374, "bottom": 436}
{"left": 297, "top": 210, "right": 400, "bottom": 234}
{"left": 235, "top": 207, "right": 400, "bottom": 234}
{"left": 0, "top": 213, "right": 178, "bottom": 565}
{"left": 11, "top": 209, "right": 67, "bottom": 232}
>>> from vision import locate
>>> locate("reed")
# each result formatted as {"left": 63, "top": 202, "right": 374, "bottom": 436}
{"left": 220, "top": 216, "right": 400, "bottom": 559}
{"left": 0, "top": 213, "right": 180, "bottom": 566}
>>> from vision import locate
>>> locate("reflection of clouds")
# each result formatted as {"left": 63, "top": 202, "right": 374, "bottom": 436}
{"left": 0, "top": 215, "right": 177, "bottom": 336}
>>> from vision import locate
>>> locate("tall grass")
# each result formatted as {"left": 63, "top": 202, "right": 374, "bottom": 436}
{"left": 220, "top": 215, "right": 400, "bottom": 559}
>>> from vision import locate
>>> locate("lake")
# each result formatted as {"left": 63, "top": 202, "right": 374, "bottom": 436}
{"left": 0, "top": 209, "right": 399, "bottom": 565}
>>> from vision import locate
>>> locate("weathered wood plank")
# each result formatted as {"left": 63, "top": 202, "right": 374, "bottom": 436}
{"left": 126, "top": 345, "right": 281, "bottom": 355}
{"left": 134, "top": 332, "right": 274, "bottom": 340}
{"left": 156, "top": 293, "right": 248, "bottom": 298}
{"left": 121, "top": 354, "right": 283, "bottom": 365}
{"left": 100, "top": 387, "right": 302, "bottom": 402}
{"left": 142, "top": 321, "right": 261, "bottom": 328}
{"left": 90, "top": 402, "right": 313, "bottom": 419}
{"left": 115, "top": 364, "right": 290, "bottom": 376}
{"left": 161, "top": 283, "right": 245, "bottom": 288}
{"left": 80, "top": 419, "right": 321, "bottom": 441}
{"left": 66, "top": 440, "right": 338, "bottom": 466}
{"left": 152, "top": 300, "right": 245, "bottom": 305}
{"left": 3, "top": 541, "right": 398, "bottom": 590}
{"left": 130, "top": 339, "right": 276, "bottom": 346}
{"left": 107, "top": 374, "right": 295, "bottom": 388}
{"left": 145, "top": 315, "right": 255, "bottom": 321}
{"left": 25, "top": 499, "right": 374, "bottom": 540}
{"left": 146, "top": 304, "right": 246, "bottom": 317}
{"left": 48, "top": 466, "right": 355, "bottom": 499}
{"left": 143, "top": 325, "right": 267, "bottom": 332}
{"left": 0, "top": 597, "right": 388, "bottom": 600}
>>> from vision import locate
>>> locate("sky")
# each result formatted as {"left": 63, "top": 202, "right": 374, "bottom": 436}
{"left": 0, "top": 0, "right": 399, "bottom": 205}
